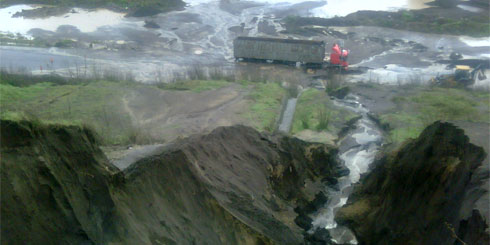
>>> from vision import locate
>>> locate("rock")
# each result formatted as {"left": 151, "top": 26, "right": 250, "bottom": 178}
{"left": 450, "top": 52, "right": 463, "bottom": 60}
{"left": 296, "top": 192, "right": 329, "bottom": 215}
{"left": 323, "top": 176, "right": 338, "bottom": 186}
{"left": 329, "top": 86, "right": 350, "bottom": 99}
{"left": 304, "top": 228, "right": 333, "bottom": 244}
{"left": 336, "top": 121, "right": 489, "bottom": 244}
{"left": 410, "top": 42, "right": 428, "bottom": 52}
{"left": 336, "top": 166, "right": 350, "bottom": 177}
{"left": 144, "top": 20, "right": 160, "bottom": 29}
{"left": 12, "top": 7, "right": 70, "bottom": 19}
{"left": 295, "top": 214, "right": 313, "bottom": 230}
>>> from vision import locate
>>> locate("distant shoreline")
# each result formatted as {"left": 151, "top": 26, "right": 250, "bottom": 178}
{"left": 0, "top": 0, "right": 186, "bottom": 17}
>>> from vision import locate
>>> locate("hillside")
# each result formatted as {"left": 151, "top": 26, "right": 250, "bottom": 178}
{"left": 1, "top": 119, "right": 342, "bottom": 244}
{"left": 336, "top": 122, "right": 489, "bottom": 244}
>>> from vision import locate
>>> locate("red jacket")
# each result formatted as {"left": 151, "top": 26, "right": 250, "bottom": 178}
{"left": 330, "top": 44, "right": 349, "bottom": 68}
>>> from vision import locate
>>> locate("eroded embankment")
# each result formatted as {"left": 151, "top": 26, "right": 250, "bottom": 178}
{"left": 336, "top": 121, "right": 489, "bottom": 244}
{"left": 1, "top": 120, "right": 343, "bottom": 244}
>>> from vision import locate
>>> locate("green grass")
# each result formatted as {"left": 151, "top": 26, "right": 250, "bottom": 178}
{"left": 0, "top": 73, "right": 288, "bottom": 143}
{"left": 284, "top": 10, "right": 490, "bottom": 37}
{"left": 291, "top": 89, "right": 357, "bottom": 134}
{"left": 247, "top": 82, "right": 286, "bottom": 132}
{"left": 157, "top": 80, "right": 230, "bottom": 92}
{"left": 380, "top": 87, "right": 489, "bottom": 144}
{"left": 0, "top": 81, "right": 134, "bottom": 145}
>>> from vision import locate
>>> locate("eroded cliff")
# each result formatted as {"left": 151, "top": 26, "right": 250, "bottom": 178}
{"left": 336, "top": 121, "right": 489, "bottom": 245}
{"left": 1, "top": 120, "right": 341, "bottom": 244}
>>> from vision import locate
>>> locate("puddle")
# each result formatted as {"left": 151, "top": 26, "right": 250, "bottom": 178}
{"left": 457, "top": 4, "right": 484, "bottom": 13}
{"left": 0, "top": 5, "right": 126, "bottom": 34}
{"left": 310, "top": 0, "right": 432, "bottom": 17}
{"left": 460, "top": 37, "right": 490, "bottom": 47}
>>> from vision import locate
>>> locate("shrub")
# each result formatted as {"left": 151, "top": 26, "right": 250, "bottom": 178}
{"left": 316, "top": 106, "right": 330, "bottom": 130}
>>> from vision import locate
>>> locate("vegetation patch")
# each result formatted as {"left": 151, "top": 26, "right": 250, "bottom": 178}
{"left": 380, "top": 87, "right": 489, "bottom": 144}
{"left": 0, "top": 80, "right": 137, "bottom": 145}
{"left": 247, "top": 82, "right": 286, "bottom": 132}
{"left": 283, "top": 9, "right": 490, "bottom": 37}
{"left": 0, "top": 72, "right": 289, "bottom": 144}
{"left": 1, "top": 0, "right": 186, "bottom": 16}
{"left": 291, "top": 88, "right": 357, "bottom": 135}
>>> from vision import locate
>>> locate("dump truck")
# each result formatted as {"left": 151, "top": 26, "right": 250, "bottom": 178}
{"left": 233, "top": 37, "right": 326, "bottom": 67}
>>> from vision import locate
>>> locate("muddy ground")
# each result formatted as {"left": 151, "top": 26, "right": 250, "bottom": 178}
{"left": 2, "top": 0, "right": 489, "bottom": 171}
{"left": 1, "top": 0, "right": 488, "bottom": 85}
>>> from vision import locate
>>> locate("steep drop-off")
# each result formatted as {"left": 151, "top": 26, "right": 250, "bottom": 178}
{"left": 1, "top": 120, "right": 342, "bottom": 244}
{"left": 336, "top": 121, "right": 489, "bottom": 245}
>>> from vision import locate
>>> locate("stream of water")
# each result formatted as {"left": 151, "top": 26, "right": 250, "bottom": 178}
{"left": 311, "top": 94, "right": 383, "bottom": 244}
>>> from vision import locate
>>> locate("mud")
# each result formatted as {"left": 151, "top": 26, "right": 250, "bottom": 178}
{"left": 121, "top": 84, "right": 251, "bottom": 143}
{"left": 1, "top": 0, "right": 487, "bottom": 86}
{"left": 1, "top": 120, "right": 341, "bottom": 244}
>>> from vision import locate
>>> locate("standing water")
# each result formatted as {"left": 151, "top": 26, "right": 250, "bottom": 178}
{"left": 311, "top": 94, "right": 383, "bottom": 244}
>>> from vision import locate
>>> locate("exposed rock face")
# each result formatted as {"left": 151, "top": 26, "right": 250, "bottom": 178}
{"left": 1, "top": 120, "right": 340, "bottom": 244}
{"left": 336, "top": 121, "right": 489, "bottom": 245}
{"left": 1, "top": 120, "right": 117, "bottom": 244}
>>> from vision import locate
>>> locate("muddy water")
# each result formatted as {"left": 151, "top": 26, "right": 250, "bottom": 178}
{"left": 0, "top": 5, "right": 128, "bottom": 34}
{"left": 311, "top": 94, "right": 383, "bottom": 244}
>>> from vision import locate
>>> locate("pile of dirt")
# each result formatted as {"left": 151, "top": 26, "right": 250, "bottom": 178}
{"left": 1, "top": 120, "right": 342, "bottom": 244}
{"left": 336, "top": 121, "right": 489, "bottom": 244}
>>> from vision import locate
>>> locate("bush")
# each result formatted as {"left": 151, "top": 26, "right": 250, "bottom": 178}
{"left": 298, "top": 111, "right": 310, "bottom": 130}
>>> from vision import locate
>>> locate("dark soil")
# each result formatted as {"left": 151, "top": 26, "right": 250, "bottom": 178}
{"left": 336, "top": 121, "right": 489, "bottom": 244}
{"left": 1, "top": 120, "right": 342, "bottom": 244}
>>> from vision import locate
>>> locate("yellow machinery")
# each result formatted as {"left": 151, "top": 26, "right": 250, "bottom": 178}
{"left": 432, "top": 64, "right": 485, "bottom": 87}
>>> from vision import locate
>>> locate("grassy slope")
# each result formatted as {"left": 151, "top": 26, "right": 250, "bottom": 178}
{"left": 0, "top": 74, "right": 288, "bottom": 143}
{"left": 157, "top": 80, "right": 231, "bottom": 92}
{"left": 380, "top": 87, "right": 490, "bottom": 144}
{"left": 292, "top": 88, "right": 357, "bottom": 135}
{"left": 284, "top": 9, "right": 490, "bottom": 37}
{"left": 246, "top": 82, "right": 286, "bottom": 132}
{"left": 0, "top": 81, "right": 133, "bottom": 144}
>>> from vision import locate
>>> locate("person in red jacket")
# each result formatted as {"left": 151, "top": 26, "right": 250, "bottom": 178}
{"left": 341, "top": 49, "right": 349, "bottom": 69}
{"left": 330, "top": 43, "right": 341, "bottom": 65}
{"left": 330, "top": 43, "right": 349, "bottom": 69}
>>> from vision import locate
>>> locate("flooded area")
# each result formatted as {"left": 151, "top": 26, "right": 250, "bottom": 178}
{"left": 0, "top": 0, "right": 490, "bottom": 88}
{"left": 1, "top": 0, "right": 488, "bottom": 86}
{"left": 0, "top": 5, "right": 129, "bottom": 34}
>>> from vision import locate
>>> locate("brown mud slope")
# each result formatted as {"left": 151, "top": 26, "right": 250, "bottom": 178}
{"left": 336, "top": 121, "right": 489, "bottom": 245}
{"left": 1, "top": 120, "right": 341, "bottom": 244}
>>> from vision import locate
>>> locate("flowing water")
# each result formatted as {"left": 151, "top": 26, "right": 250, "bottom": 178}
{"left": 1, "top": 0, "right": 489, "bottom": 86}
{"left": 311, "top": 94, "right": 383, "bottom": 244}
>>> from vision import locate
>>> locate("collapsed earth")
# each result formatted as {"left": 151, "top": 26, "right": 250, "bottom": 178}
{"left": 1, "top": 0, "right": 489, "bottom": 244}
